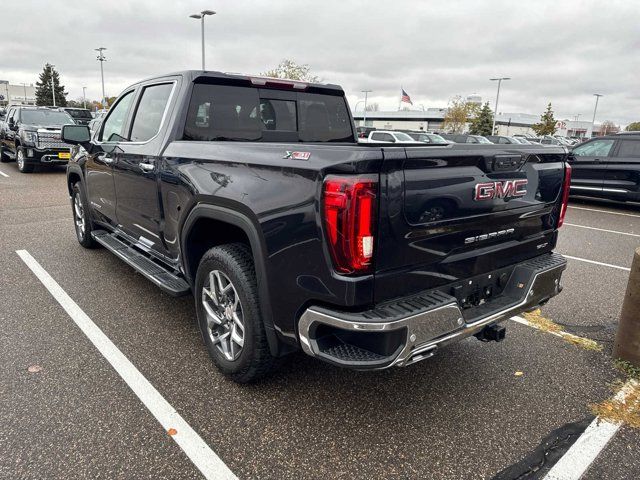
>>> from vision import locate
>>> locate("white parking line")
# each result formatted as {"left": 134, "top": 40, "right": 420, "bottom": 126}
{"left": 564, "top": 223, "right": 640, "bottom": 238}
{"left": 16, "top": 249, "right": 236, "bottom": 480}
{"left": 543, "top": 379, "right": 639, "bottom": 480}
{"left": 0, "top": 170, "right": 9, "bottom": 178}
{"left": 568, "top": 205, "right": 640, "bottom": 219}
{"left": 563, "top": 255, "right": 631, "bottom": 272}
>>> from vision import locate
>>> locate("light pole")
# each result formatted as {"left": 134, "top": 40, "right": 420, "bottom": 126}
{"left": 82, "top": 87, "right": 87, "bottom": 109}
{"left": 21, "top": 83, "right": 27, "bottom": 104}
{"left": 586, "top": 94, "right": 603, "bottom": 138}
{"left": 95, "top": 47, "right": 107, "bottom": 108}
{"left": 490, "top": 77, "right": 510, "bottom": 134}
{"left": 189, "top": 10, "right": 216, "bottom": 70}
{"left": 49, "top": 64, "right": 56, "bottom": 106}
{"left": 361, "top": 90, "right": 372, "bottom": 126}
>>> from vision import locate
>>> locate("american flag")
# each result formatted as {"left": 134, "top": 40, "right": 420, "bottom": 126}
{"left": 401, "top": 88, "right": 413, "bottom": 105}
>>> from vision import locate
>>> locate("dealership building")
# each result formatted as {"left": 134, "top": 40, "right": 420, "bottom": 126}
{"left": 352, "top": 109, "right": 606, "bottom": 138}
{"left": 0, "top": 80, "right": 37, "bottom": 106}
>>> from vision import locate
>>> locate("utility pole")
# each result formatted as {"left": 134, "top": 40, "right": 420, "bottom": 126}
{"left": 586, "top": 94, "right": 603, "bottom": 138}
{"left": 361, "top": 90, "right": 372, "bottom": 127}
{"left": 21, "top": 83, "right": 27, "bottom": 104}
{"left": 82, "top": 87, "right": 87, "bottom": 109}
{"left": 95, "top": 47, "right": 107, "bottom": 108}
{"left": 50, "top": 64, "right": 56, "bottom": 106}
{"left": 490, "top": 77, "right": 510, "bottom": 134}
{"left": 189, "top": 10, "right": 216, "bottom": 70}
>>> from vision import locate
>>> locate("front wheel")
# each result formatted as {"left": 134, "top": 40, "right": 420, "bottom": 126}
{"left": 195, "top": 243, "right": 275, "bottom": 383}
{"left": 0, "top": 145, "right": 11, "bottom": 162}
{"left": 16, "top": 147, "right": 34, "bottom": 173}
{"left": 71, "top": 182, "right": 97, "bottom": 248}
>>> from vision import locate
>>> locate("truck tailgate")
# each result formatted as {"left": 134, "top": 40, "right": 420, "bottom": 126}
{"left": 374, "top": 145, "right": 567, "bottom": 303}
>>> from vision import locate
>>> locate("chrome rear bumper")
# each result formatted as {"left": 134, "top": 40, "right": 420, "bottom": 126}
{"left": 298, "top": 253, "right": 567, "bottom": 369}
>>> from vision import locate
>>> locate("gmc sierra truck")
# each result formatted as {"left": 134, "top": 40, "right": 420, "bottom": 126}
{"left": 0, "top": 106, "right": 75, "bottom": 172}
{"left": 62, "top": 70, "right": 570, "bottom": 383}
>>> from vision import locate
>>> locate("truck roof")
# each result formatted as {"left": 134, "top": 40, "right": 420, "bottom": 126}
{"left": 129, "top": 70, "right": 344, "bottom": 94}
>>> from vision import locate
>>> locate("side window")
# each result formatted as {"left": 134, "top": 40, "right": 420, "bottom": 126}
{"left": 573, "top": 139, "right": 615, "bottom": 157}
{"left": 466, "top": 137, "right": 478, "bottom": 143}
{"left": 616, "top": 140, "right": 640, "bottom": 159}
{"left": 100, "top": 91, "right": 135, "bottom": 142}
{"left": 129, "top": 83, "right": 174, "bottom": 142}
{"left": 370, "top": 132, "right": 383, "bottom": 141}
{"left": 383, "top": 133, "right": 395, "bottom": 142}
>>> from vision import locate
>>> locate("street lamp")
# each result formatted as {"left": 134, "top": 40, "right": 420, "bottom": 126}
{"left": 361, "top": 90, "right": 372, "bottom": 126}
{"left": 189, "top": 10, "right": 216, "bottom": 71}
{"left": 490, "top": 77, "right": 510, "bottom": 134}
{"left": 95, "top": 47, "right": 107, "bottom": 108}
{"left": 586, "top": 94, "right": 603, "bottom": 138}
{"left": 82, "top": 87, "right": 87, "bottom": 109}
{"left": 21, "top": 83, "right": 28, "bottom": 104}
{"left": 49, "top": 64, "right": 56, "bottom": 106}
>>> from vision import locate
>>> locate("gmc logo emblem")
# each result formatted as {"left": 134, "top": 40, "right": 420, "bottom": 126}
{"left": 474, "top": 179, "right": 528, "bottom": 201}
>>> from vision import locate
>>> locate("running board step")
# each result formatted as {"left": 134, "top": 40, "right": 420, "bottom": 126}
{"left": 91, "top": 230, "right": 190, "bottom": 296}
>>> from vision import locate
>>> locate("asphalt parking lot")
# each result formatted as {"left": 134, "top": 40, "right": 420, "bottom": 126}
{"left": 1, "top": 163, "right": 639, "bottom": 479}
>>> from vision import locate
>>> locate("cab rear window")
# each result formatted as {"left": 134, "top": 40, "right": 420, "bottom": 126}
{"left": 183, "top": 83, "right": 353, "bottom": 143}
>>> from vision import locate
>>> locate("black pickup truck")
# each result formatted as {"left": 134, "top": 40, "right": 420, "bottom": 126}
{"left": 62, "top": 70, "right": 570, "bottom": 382}
{"left": 0, "top": 106, "right": 75, "bottom": 172}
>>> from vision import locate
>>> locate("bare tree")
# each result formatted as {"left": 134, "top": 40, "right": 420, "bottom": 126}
{"left": 261, "top": 59, "right": 321, "bottom": 82}
{"left": 365, "top": 102, "right": 379, "bottom": 112}
{"left": 600, "top": 120, "right": 619, "bottom": 135}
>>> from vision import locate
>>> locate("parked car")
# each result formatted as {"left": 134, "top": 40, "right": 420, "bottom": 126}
{"left": 486, "top": 135, "right": 522, "bottom": 145}
{"left": 568, "top": 132, "right": 640, "bottom": 202}
{"left": 60, "top": 107, "right": 93, "bottom": 126}
{"left": 404, "top": 131, "right": 450, "bottom": 144}
{"left": 365, "top": 130, "right": 422, "bottom": 143}
{"left": 62, "top": 70, "right": 569, "bottom": 382}
{"left": 512, "top": 137, "right": 533, "bottom": 145}
{"left": 440, "top": 134, "right": 493, "bottom": 144}
{"left": 88, "top": 109, "right": 108, "bottom": 134}
{"left": 0, "top": 106, "right": 75, "bottom": 172}
{"left": 356, "top": 126, "right": 376, "bottom": 139}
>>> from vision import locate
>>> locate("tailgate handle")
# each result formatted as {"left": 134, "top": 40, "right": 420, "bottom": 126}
{"left": 492, "top": 154, "right": 524, "bottom": 171}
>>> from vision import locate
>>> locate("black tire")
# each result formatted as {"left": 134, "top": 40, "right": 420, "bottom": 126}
{"left": 0, "top": 145, "right": 11, "bottom": 162}
{"left": 16, "top": 146, "right": 34, "bottom": 173}
{"left": 195, "top": 243, "right": 275, "bottom": 383}
{"left": 71, "top": 182, "right": 98, "bottom": 248}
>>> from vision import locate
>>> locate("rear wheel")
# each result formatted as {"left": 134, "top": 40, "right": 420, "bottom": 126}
{"left": 16, "top": 147, "right": 34, "bottom": 173}
{"left": 71, "top": 182, "right": 97, "bottom": 248}
{"left": 195, "top": 243, "right": 275, "bottom": 383}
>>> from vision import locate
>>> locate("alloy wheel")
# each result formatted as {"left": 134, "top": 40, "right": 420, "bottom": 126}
{"left": 201, "top": 269, "right": 245, "bottom": 361}
{"left": 73, "top": 192, "right": 86, "bottom": 239}
{"left": 17, "top": 149, "right": 25, "bottom": 170}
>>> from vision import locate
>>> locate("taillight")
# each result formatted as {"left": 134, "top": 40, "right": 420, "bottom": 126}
{"left": 558, "top": 163, "right": 572, "bottom": 227}
{"left": 323, "top": 175, "right": 377, "bottom": 274}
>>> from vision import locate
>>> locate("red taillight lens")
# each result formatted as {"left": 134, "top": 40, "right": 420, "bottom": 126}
{"left": 323, "top": 176, "right": 377, "bottom": 274}
{"left": 558, "top": 163, "right": 572, "bottom": 227}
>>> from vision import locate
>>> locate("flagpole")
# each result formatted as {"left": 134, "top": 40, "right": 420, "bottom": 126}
{"left": 398, "top": 87, "right": 402, "bottom": 111}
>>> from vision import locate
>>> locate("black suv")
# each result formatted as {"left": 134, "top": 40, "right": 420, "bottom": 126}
{"left": 568, "top": 132, "right": 640, "bottom": 202}
{"left": 0, "top": 106, "right": 75, "bottom": 173}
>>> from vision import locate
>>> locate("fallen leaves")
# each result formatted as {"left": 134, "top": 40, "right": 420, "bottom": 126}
{"left": 514, "top": 371, "right": 524, "bottom": 377}
{"left": 27, "top": 365, "right": 42, "bottom": 373}
{"left": 167, "top": 428, "right": 177, "bottom": 436}
{"left": 521, "top": 309, "right": 603, "bottom": 352}
{"left": 590, "top": 380, "right": 640, "bottom": 429}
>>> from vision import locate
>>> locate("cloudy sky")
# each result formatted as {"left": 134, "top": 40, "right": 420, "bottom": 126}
{"left": 1, "top": 0, "right": 639, "bottom": 125}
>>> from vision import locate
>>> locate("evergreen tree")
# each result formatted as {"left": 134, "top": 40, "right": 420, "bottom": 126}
{"left": 469, "top": 102, "right": 494, "bottom": 136}
{"left": 532, "top": 103, "right": 557, "bottom": 136}
{"left": 35, "top": 64, "right": 68, "bottom": 106}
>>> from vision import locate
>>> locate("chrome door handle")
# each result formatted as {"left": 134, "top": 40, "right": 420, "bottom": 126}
{"left": 139, "top": 162, "right": 155, "bottom": 172}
